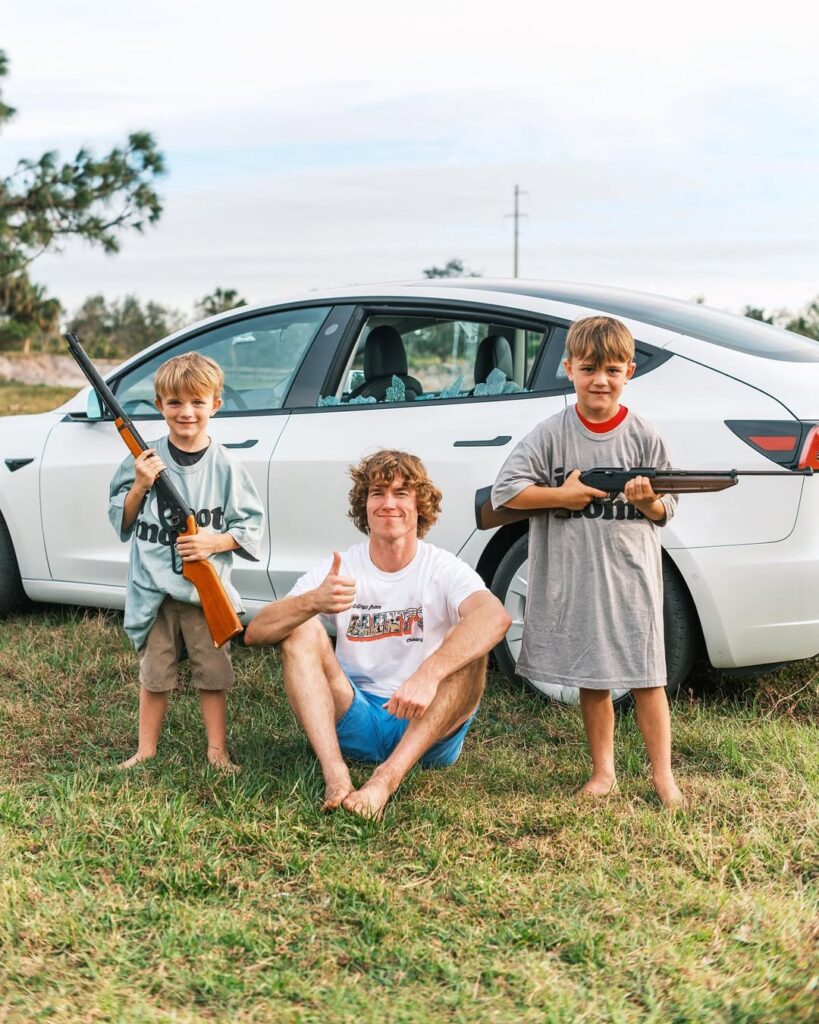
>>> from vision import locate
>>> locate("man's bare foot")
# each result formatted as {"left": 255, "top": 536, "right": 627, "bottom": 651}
{"left": 320, "top": 771, "right": 354, "bottom": 813}
{"left": 578, "top": 774, "right": 619, "bottom": 798}
{"left": 207, "top": 747, "right": 241, "bottom": 773}
{"left": 118, "top": 750, "right": 156, "bottom": 769}
{"left": 653, "top": 774, "right": 685, "bottom": 810}
{"left": 342, "top": 776, "right": 393, "bottom": 821}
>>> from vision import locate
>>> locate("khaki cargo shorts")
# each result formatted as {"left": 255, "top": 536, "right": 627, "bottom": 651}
{"left": 138, "top": 597, "right": 235, "bottom": 693}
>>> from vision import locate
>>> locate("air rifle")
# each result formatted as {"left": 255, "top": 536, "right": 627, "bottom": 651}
{"left": 475, "top": 466, "right": 813, "bottom": 530}
{"left": 65, "top": 332, "right": 243, "bottom": 648}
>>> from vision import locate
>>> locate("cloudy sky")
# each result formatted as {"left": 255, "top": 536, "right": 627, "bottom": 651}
{"left": 4, "top": 1, "right": 819, "bottom": 319}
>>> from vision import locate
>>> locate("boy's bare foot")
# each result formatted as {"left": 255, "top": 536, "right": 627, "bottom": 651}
{"left": 320, "top": 770, "right": 354, "bottom": 812}
{"left": 653, "top": 773, "right": 685, "bottom": 810}
{"left": 207, "top": 746, "right": 241, "bottom": 773}
{"left": 578, "top": 774, "right": 619, "bottom": 798}
{"left": 342, "top": 777, "right": 392, "bottom": 821}
{"left": 118, "top": 750, "right": 156, "bottom": 769}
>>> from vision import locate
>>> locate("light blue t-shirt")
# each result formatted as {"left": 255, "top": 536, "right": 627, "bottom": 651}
{"left": 108, "top": 436, "right": 264, "bottom": 650}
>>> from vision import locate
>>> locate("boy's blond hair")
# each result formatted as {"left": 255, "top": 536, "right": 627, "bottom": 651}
{"left": 154, "top": 352, "right": 223, "bottom": 400}
{"left": 566, "top": 316, "right": 635, "bottom": 364}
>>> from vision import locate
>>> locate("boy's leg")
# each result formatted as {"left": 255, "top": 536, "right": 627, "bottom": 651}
{"left": 342, "top": 656, "right": 486, "bottom": 821}
{"left": 119, "top": 687, "right": 170, "bottom": 768}
{"left": 280, "top": 618, "right": 356, "bottom": 810}
{"left": 632, "top": 687, "right": 684, "bottom": 809}
{"left": 199, "top": 690, "right": 238, "bottom": 771}
{"left": 578, "top": 688, "right": 618, "bottom": 797}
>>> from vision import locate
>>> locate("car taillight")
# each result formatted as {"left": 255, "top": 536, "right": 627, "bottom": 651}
{"left": 725, "top": 420, "right": 819, "bottom": 470}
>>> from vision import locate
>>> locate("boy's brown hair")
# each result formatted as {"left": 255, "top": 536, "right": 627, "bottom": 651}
{"left": 154, "top": 352, "right": 224, "bottom": 400}
{"left": 348, "top": 450, "right": 442, "bottom": 539}
{"left": 566, "top": 316, "right": 635, "bottom": 364}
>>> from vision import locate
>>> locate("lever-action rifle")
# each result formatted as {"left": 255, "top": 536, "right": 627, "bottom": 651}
{"left": 475, "top": 465, "right": 813, "bottom": 530}
{"left": 65, "top": 332, "right": 243, "bottom": 648}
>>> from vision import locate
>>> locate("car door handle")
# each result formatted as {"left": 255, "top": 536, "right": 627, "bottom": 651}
{"left": 222, "top": 440, "right": 258, "bottom": 449}
{"left": 453, "top": 435, "right": 512, "bottom": 448}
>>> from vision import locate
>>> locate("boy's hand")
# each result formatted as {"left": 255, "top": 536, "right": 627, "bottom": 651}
{"left": 175, "top": 531, "right": 222, "bottom": 562}
{"left": 312, "top": 551, "right": 356, "bottom": 614}
{"left": 623, "top": 476, "right": 666, "bottom": 519}
{"left": 133, "top": 448, "right": 165, "bottom": 492}
{"left": 557, "top": 469, "right": 608, "bottom": 510}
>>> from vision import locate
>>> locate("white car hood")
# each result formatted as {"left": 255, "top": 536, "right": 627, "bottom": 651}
{"left": 666, "top": 334, "right": 819, "bottom": 420}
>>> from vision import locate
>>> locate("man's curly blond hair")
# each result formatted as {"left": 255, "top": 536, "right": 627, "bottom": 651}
{"left": 348, "top": 450, "right": 442, "bottom": 538}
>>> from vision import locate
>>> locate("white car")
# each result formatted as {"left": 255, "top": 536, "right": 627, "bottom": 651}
{"left": 1, "top": 280, "right": 817, "bottom": 707}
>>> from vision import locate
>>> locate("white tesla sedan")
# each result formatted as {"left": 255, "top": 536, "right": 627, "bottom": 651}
{"left": 0, "top": 280, "right": 816, "bottom": 707}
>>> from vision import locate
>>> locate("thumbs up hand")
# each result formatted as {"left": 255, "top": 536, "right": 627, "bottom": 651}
{"left": 312, "top": 551, "right": 356, "bottom": 614}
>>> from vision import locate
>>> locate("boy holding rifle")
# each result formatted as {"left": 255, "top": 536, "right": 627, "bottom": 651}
{"left": 109, "top": 353, "right": 263, "bottom": 770}
{"left": 492, "top": 316, "right": 684, "bottom": 808}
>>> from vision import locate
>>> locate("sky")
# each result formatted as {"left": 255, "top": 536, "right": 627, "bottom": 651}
{"left": 3, "top": 0, "right": 819, "bottom": 320}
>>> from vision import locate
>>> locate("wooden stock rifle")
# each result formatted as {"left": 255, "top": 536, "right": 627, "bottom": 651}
{"left": 475, "top": 465, "right": 813, "bottom": 530}
{"left": 65, "top": 332, "right": 243, "bottom": 648}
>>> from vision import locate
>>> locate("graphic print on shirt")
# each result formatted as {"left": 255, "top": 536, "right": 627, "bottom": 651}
{"left": 134, "top": 492, "right": 226, "bottom": 574}
{"left": 553, "top": 466, "right": 645, "bottom": 521}
{"left": 346, "top": 604, "right": 424, "bottom": 643}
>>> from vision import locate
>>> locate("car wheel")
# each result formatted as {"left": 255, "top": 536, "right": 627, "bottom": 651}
{"left": 0, "top": 511, "right": 23, "bottom": 616}
{"left": 490, "top": 534, "right": 698, "bottom": 708}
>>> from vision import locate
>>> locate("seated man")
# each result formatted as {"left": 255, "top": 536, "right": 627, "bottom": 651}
{"left": 244, "top": 449, "right": 512, "bottom": 819}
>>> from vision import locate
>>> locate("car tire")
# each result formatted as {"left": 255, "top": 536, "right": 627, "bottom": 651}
{"left": 490, "top": 534, "right": 699, "bottom": 708}
{"left": 0, "top": 511, "right": 23, "bottom": 616}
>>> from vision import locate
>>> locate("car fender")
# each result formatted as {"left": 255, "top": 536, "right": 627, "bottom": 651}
{"left": 0, "top": 411, "right": 62, "bottom": 581}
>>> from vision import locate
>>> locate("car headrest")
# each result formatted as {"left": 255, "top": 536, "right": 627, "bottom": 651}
{"left": 363, "top": 326, "right": 409, "bottom": 379}
{"left": 474, "top": 334, "right": 513, "bottom": 384}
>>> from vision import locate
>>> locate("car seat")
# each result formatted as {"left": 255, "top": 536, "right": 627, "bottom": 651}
{"left": 473, "top": 333, "right": 514, "bottom": 386}
{"left": 348, "top": 325, "right": 423, "bottom": 401}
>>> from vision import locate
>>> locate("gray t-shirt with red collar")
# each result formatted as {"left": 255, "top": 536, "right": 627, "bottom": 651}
{"left": 491, "top": 406, "right": 677, "bottom": 689}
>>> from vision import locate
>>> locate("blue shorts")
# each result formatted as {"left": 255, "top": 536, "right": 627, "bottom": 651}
{"left": 336, "top": 679, "right": 477, "bottom": 768}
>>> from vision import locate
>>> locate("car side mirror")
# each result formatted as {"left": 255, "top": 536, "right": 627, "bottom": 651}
{"left": 86, "top": 389, "right": 105, "bottom": 420}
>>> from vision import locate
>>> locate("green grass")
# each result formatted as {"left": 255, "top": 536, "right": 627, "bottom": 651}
{"left": 0, "top": 379, "right": 78, "bottom": 416}
{"left": 0, "top": 606, "right": 816, "bottom": 1023}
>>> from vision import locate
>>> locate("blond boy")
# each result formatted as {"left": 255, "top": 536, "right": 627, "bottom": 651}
{"left": 108, "top": 353, "right": 263, "bottom": 769}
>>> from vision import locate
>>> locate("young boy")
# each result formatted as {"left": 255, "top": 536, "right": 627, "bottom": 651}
{"left": 491, "top": 316, "right": 684, "bottom": 809}
{"left": 108, "top": 352, "right": 264, "bottom": 770}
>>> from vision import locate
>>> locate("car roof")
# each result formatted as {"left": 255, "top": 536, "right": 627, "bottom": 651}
{"left": 288, "top": 278, "right": 818, "bottom": 363}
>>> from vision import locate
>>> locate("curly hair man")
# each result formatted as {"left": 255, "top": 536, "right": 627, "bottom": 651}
{"left": 245, "top": 450, "right": 511, "bottom": 820}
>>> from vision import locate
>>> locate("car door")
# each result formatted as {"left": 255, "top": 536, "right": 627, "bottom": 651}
{"left": 266, "top": 305, "right": 568, "bottom": 596}
{"left": 39, "top": 304, "right": 338, "bottom": 605}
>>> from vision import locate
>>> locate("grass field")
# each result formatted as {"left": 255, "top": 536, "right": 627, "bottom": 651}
{"left": 0, "top": 382, "right": 817, "bottom": 1022}
{"left": 0, "top": 379, "right": 78, "bottom": 415}
{"left": 1, "top": 607, "right": 816, "bottom": 1023}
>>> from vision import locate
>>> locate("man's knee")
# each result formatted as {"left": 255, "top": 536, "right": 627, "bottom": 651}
{"left": 442, "top": 655, "right": 487, "bottom": 704}
{"left": 280, "top": 617, "right": 328, "bottom": 657}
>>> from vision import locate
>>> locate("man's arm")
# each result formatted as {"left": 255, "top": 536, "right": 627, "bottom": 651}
{"left": 244, "top": 552, "right": 356, "bottom": 646}
{"left": 384, "top": 590, "right": 512, "bottom": 719}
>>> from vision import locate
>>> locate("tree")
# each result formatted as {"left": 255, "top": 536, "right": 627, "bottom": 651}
{"left": 422, "top": 258, "right": 481, "bottom": 279}
{"left": 0, "top": 50, "right": 165, "bottom": 351}
{"left": 743, "top": 298, "right": 819, "bottom": 341}
{"left": 0, "top": 51, "right": 165, "bottom": 281}
{"left": 66, "top": 294, "right": 184, "bottom": 359}
{"left": 195, "top": 287, "right": 247, "bottom": 319}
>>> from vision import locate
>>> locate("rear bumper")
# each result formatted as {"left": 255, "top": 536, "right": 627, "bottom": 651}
{"left": 668, "top": 489, "right": 819, "bottom": 668}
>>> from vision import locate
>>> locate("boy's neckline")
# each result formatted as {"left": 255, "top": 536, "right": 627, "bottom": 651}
{"left": 574, "top": 405, "right": 628, "bottom": 433}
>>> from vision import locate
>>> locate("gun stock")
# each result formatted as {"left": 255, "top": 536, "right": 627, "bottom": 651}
{"left": 65, "top": 332, "right": 243, "bottom": 648}
{"left": 474, "top": 485, "right": 530, "bottom": 530}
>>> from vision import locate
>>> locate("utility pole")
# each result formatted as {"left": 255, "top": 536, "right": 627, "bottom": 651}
{"left": 505, "top": 184, "right": 528, "bottom": 277}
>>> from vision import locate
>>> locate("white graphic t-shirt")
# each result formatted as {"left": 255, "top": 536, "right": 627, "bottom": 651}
{"left": 289, "top": 540, "right": 487, "bottom": 699}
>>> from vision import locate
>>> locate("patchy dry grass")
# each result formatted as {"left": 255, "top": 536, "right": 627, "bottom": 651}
{"left": 0, "top": 379, "right": 77, "bottom": 416}
{"left": 0, "top": 606, "right": 816, "bottom": 1023}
